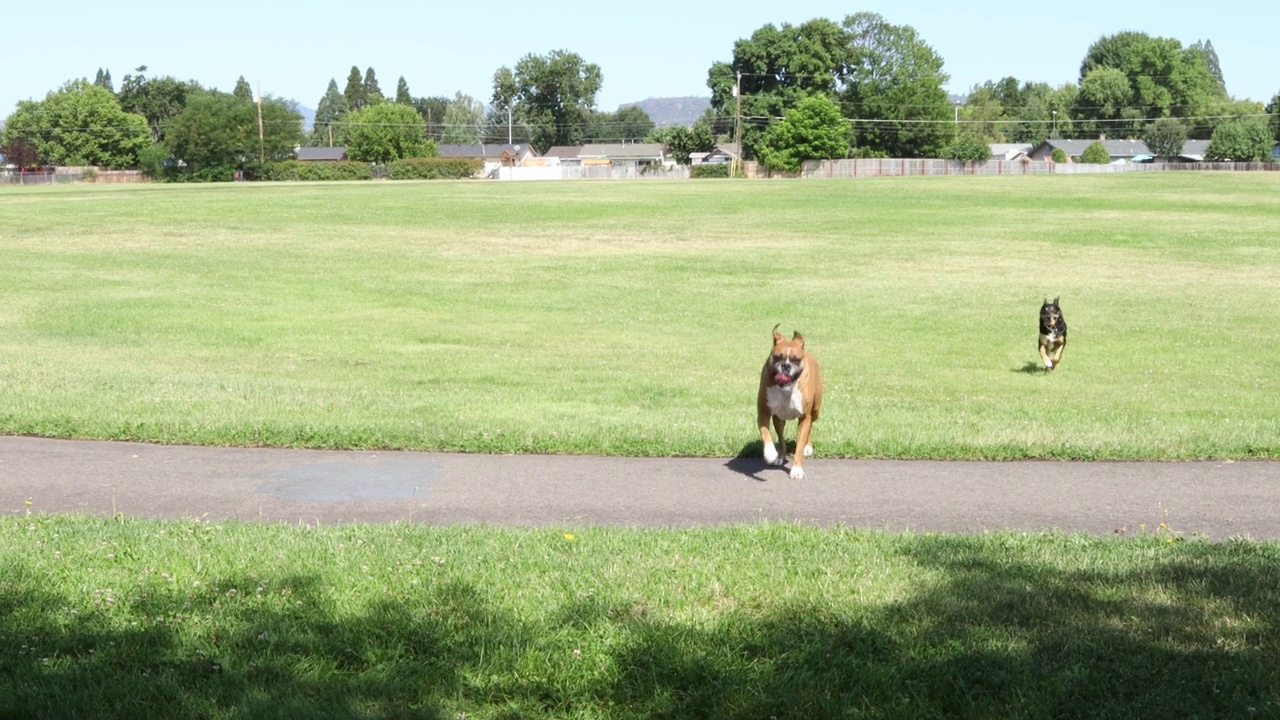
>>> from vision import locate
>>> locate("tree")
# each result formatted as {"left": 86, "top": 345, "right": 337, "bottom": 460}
{"left": 1143, "top": 117, "right": 1188, "bottom": 160}
{"left": 841, "top": 12, "right": 952, "bottom": 158}
{"left": 343, "top": 66, "right": 368, "bottom": 111}
{"left": 395, "top": 77, "right": 412, "bottom": 105}
{"left": 344, "top": 102, "right": 432, "bottom": 163}
{"left": 757, "top": 94, "right": 850, "bottom": 171}
{"left": 705, "top": 18, "right": 849, "bottom": 160}
{"left": 1190, "top": 39, "right": 1225, "bottom": 92}
{"left": 164, "top": 90, "right": 304, "bottom": 178}
{"left": 232, "top": 76, "right": 254, "bottom": 101}
{"left": 491, "top": 49, "right": 602, "bottom": 151}
{"left": 1, "top": 80, "right": 150, "bottom": 168}
{"left": 117, "top": 68, "right": 199, "bottom": 142}
{"left": 1205, "top": 117, "right": 1273, "bottom": 161}
{"left": 309, "top": 79, "right": 349, "bottom": 147}
{"left": 1075, "top": 66, "right": 1135, "bottom": 137}
{"left": 1080, "top": 141, "right": 1111, "bottom": 164}
{"left": 414, "top": 96, "right": 450, "bottom": 140}
{"left": 93, "top": 68, "right": 113, "bottom": 93}
{"left": 1266, "top": 92, "right": 1280, "bottom": 145}
{"left": 960, "top": 84, "right": 1005, "bottom": 143}
{"left": 648, "top": 121, "right": 716, "bottom": 164}
{"left": 585, "top": 105, "right": 655, "bottom": 143}
{"left": 363, "top": 67, "right": 384, "bottom": 106}
{"left": 441, "top": 92, "right": 485, "bottom": 144}
{"left": 481, "top": 106, "right": 533, "bottom": 145}
{"left": 941, "top": 136, "right": 992, "bottom": 162}
{"left": 0, "top": 137, "right": 40, "bottom": 168}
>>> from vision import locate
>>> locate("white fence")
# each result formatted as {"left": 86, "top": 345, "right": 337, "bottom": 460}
{"left": 785, "top": 158, "right": 1280, "bottom": 179}
{"left": 1, "top": 168, "right": 145, "bottom": 185}
{"left": 499, "top": 164, "right": 692, "bottom": 181}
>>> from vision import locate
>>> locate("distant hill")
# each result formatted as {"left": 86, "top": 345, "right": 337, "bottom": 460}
{"left": 620, "top": 96, "right": 711, "bottom": 127}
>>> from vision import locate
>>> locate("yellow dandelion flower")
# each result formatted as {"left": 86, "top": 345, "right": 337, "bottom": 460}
{"left": 564, "top": 533, "right": 576, "bottom": 541}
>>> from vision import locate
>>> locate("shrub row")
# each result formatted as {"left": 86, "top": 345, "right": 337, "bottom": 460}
{"left": 690, "top": 163, "right": 731, "bottom": 178}
{"left": 261, "top": 161, "right": 374, "bottom": 181}
{"left": 388, "top": 157, "right": 484, "bottom": 180}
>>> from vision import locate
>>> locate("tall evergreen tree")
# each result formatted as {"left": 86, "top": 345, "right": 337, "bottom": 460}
{"left": 93, "top": 68, "right": 114, "bottom": 93}
{"left": 233, "top": 76, "right": 254, "bottom": 101}
{"left": 395, "top": 76, "right": 412, "bottom": 104}
{"left": 310, "top": 79, "right": 350, "bottom": 147}
{"left": 363, "top": 67, "right": 384, "bottom": 105}
{"left": 343, "top": 66, "right": 367, "bottom": 111}
{"left": 1191, "top": 39, "right": 1225, "bottom": 92}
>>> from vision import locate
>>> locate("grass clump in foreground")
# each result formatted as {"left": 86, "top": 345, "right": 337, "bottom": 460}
{"left": 3, "top": 515, "right": 1278, "bottom": 719}
{"left": 1, "top": 174, "right": 1278, "bottom": 460}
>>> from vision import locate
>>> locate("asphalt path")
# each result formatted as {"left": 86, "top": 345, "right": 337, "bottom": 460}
{"left": 2, "top": 435, "right": 1277, "bottom": 539}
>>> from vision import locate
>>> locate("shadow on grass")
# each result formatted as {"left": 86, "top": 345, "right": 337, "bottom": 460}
{"left": 4, "top": 537, "right": 1278, "bottom": 719}
{"left": 1013, "top": 360, "right": 1048, "bottom": 374}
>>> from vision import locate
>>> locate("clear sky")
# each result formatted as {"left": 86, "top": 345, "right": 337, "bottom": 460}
{"left": 4, "top": 0, "right": 1275, "bottom": 117}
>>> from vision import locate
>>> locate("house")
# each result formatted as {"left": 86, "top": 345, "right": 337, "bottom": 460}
{"left": 577, "top": 143, "right": 666, "bottom": 167}
{"left": 694, "top": 143, "right": 739, "bottom": 165}
{"left": 1170, "top": 139, "right": 1212, "bottom": 163}
{"left": 296, "top": 146, "right": 348, "bottom": 161}
{"left": 539, "top": 146, "right": 583, "bottom": 167}
{"left": 436, "top": 144, "right": 539, "bottom": 175}
{"left": 1028, "top": 138, "right": 1150, "bottom": 163}
{"left": 988, "top": 143, "right": 1033, "bottom": 161}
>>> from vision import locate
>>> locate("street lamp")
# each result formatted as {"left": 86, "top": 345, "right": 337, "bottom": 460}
{"left": 1052, "top": 109, "right": 1057, "bottom": 138}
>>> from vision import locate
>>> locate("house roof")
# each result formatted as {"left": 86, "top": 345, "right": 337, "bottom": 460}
{"left": 1034, "top": 139, "right": 1149, "bottom": 158}
{"left": 989, "top": 143, "right": 1033, "bottom": 160}
{"left": 436, "top": 143, "right": 535, "bottom": 159}
{"left": 543, "top": 146, "right": 582, "bottom": 159}
{"left": 1176, "top": 139, "right": 1212, "bottom": 161}
{"left": 296, "top": 146, "right": 347, "bottom": 161}
{"left": 579, "top": 143, "right": 666, "bottom": 161}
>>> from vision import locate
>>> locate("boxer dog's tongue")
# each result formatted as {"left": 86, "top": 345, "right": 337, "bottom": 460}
{"left": 775, "top": 372, "right": 793, "bottom": 385}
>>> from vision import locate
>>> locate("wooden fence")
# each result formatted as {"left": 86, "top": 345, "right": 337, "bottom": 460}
{"left": 756, "top": 158, "right": 1280, "bottom": 179}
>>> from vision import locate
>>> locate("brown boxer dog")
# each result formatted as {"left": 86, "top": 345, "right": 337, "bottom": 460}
{"left": 757, "top": 324, "right": 824, "bottom": 479}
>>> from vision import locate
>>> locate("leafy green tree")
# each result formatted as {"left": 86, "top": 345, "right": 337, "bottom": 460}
{"left": 841, "top": 12, "right": 952, "bottom": 158}
{"left": 481, "top": 106, "right": 533, "bottom": 145}
{"left": 164, "top": 90, "right": 304, "bottom": 178}
{"left": 648, "top": 121, "right": 715, "bottom": 164}
{"left": 233, "top": 76, "right": 253, "bottom": 101}
{"left": 93, "top": 68, "right": 113, "bottom": 92}
{"left": 1051, "top": 147, "right": 1068, "bottom": 163}
{"left": 1205, "top": 117, "right": 1273, "bottom": 161}
{"left": 1, "top": 80, "right": 150, "bottom": 168}
{"left": 309, "top": 79, "right": 349, "bottom": 147}
{"left": 705, "top": 18, "right": 848, "bottom": 160}
{"left": 1075, "top": 66, "right": 1135, "bottom": 137}
{"left": 960, "top": 85, "right": 1004, "bottom": 142}
{"left": 343, "top": 66, "right": 368, "bottom": 111}
{"left": 344, "top": 102, "right": 432, "bottom": 163}
{"left": 1143, "top": 117, "right": 1188, "bottom": 160}
{"left": 1080, "top": 141, "right": 1111, "bottom": 164}
{"left": 942, "top": 136, "right": 992, "bottom": 162}
{"left": 1266, "top": 92, "right": 1280, "bottom": 145}
{"left": 395, "top": 77, "right": 412, "bottom": 105}
{"left": 441, "top": 92, "right": 485, "bottom": 144}
{"left": 758, "top": 94, "right": 850, "bottom": 171}
{"left": 491, "top": 50, "right": 602, "bottom": 151}
{"left": 0, "top": 137, "right": 40, "bottom": 167}
{"left": 586, "top": 105, "right": 654, "bottom": 143}
{"left": 116, "top": 67, "right": 199, "bottom": 142}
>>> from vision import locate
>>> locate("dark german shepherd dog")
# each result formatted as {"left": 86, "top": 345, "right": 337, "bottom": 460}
{"left": 1038, "top": 297, "right": 1067, "bottom": 370}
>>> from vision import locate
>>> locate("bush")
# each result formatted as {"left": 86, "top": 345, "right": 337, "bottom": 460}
{"left": 691, "top": 163, "right": 731, "bottom": 178}
{"left": 1051, "top": 148, "right": 1068, "bottom": 163}
{"left": 261, "top": 160, "right": 374, "bottom": 182}
{"left": 1080, "top": 141, "right": 1111, "bottom": 164}
{"left": 387, "top": 157, "right": 483, "bottom": 180}
{"left": 941, "top": 136, "right": 992, "bottom": 162}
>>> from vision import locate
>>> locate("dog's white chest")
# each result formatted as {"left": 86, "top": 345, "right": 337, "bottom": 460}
{"left": 767, "top": 385, "right": 806, "bottom": 420}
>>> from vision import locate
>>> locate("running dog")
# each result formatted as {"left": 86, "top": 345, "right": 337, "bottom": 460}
{"left": 758, "top": 325, "right": 824, "bottom": 479}
{"left": 1038, "top": 297, "right": 1067, "bottom": 370}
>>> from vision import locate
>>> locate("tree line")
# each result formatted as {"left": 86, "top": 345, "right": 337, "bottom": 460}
{"left": 3, "top": 15, "right": 1278, "bottom": 180}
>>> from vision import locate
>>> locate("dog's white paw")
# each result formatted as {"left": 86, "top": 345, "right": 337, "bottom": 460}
{"left": 763, "top": 442, "right": 781, "bottom": 465}
{"left": 789, "top": 465, "right": 806, "bottom": 480}
{"left": 1045, "top": 360, "right": 1054, "bottom": 369}
{"left": 803, "top": 444, "right": 813, "bottom": 458}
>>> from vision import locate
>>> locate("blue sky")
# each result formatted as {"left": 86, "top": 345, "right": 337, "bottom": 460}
{"left": 4, "top": 0, "right": 1275, "bottom": 117}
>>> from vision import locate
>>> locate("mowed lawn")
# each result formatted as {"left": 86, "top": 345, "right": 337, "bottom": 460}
{"left": 0, "top": 173, "right": 1276, "bottom": 459}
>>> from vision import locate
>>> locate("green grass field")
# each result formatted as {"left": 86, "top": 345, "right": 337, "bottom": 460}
{"left": 2, "top": 174, "right": 1276, "bottom": 458}
{"left": 4, "top": 516, "right": 1278, "bottom": 719}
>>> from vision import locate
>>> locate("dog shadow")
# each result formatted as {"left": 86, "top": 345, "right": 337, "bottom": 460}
{"left": 1013, "top": 361, "right": 1048, "bottom": 375}
{"left": 726, "top": 441, "right": 793, "bottom": 482}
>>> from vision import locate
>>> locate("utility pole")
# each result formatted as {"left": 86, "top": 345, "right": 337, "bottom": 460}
{"left": 507, "top": 106, "right": 513, "bottom": 145}
{"left": 733, "top": 71, "right": 742, "bottom": 177}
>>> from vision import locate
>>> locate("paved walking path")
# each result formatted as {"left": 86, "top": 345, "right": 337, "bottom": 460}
{"left": 2, "top": 436, "right": 1276, "bottom": 539}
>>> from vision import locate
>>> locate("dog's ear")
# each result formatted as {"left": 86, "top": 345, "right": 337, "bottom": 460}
{"left": 1042, "top": 297, "right": 1048, "bottom": 307}
{"left": 792, "top": 331, "right": 805, "bottom": 349}
{"left": 772, "top": 323, "right": 783, "bottom": 345}
{"left": 1053, "top": 296, "right": 1060, "bottom": 306}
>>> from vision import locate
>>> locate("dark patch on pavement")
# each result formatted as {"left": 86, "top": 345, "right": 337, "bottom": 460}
{"left": 257, "top": 455, "right": 438, "bottom": 502}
